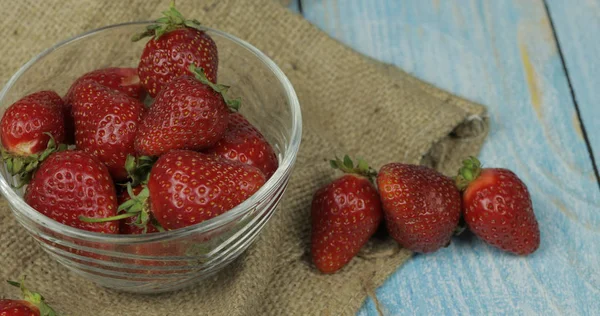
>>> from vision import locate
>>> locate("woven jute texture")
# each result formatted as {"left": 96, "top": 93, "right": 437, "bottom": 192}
{"left": 0, "top": 0, "right": 488, "bottom": 315}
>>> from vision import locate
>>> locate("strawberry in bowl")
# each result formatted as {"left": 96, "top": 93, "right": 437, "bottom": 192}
{"left": 0, "top": 3, "right": 301, "bottom": 294}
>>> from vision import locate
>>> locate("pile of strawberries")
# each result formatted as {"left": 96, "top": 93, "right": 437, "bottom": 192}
{"left": 311, "top": 156, "right": 540, "bottom": 273}
{"left": 1, "top": 4, "right": 278, "bottom": 235}
{"left": 0, "top": 3, "right": 541, "bottom": 289}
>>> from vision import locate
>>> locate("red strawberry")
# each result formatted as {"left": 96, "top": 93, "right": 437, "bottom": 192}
{"left": 118, "top": 185, "right": 161, "bottom": 234}
{"left": 63, "top": 67, "right": 145, "bottom": 144}
{"left": 147, "top": 150, "right": 265, "bottom": 230}
{"left": 0, "top": 300, "right": 43, "bottom": 316}
{"left": 204, "top": 113, "right": 278, "bottom": 179}
{"left": 24, "top": 150, "right": 119, "bottom": 233}
{"left": 89, "top": 151, "right": 264, "bottom": 231}
{"left": 71, "top": 80, "right": 145, "bottom": 181}
{"left": 1, "top": 91, "right": 65, "bottom": 155}
{"left": 134, "top": 3, "right": 218, "bottom": 97}
{"left": 1, "top": 277, "right": 56, "bottom": 316}
{"left": 455, "top": 157, "right": 540, "bottom": 255}
{"left": 311, "top": 156, "right": 382, "bottom": 273}
{"left": 377, "top": 163, "right": 461, "bottom": 253}
{"left": 135, "top": 66, "right": 239, "bottom": 157}
{"left": 64, "top": 67, "right": 146, "bottom": 104}
{"left": 0, "top": 91, "right": 66, "bottom": 184}
{"left": 111, "top": 241, "right": 188, "bottom": 276}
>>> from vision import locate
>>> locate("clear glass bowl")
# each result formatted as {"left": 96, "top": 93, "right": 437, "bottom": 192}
{"left": 0, "top": 22, "right": 301, "bottom": 294}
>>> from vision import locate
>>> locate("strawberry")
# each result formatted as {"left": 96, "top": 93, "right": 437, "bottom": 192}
{"left": 71, "top": 80, "right": 145, "bottom": 181}
{"left": 118, "top": 185, "right": 161, "bottom": 234}
{"left": 311, "top": 156, "right": 382, "bottom": 273}
{"left": 1, "top": 277, "right": 56, "bottom": 316}
{"left": 1, "top": 90, "right": 65, "bottom": 154}
{"left": 64, "top": 67, "right": 146, "bottom": 104}
{"left": 148, "top": 150, "right": 265, "bottom": 230}
{"left": 63, "top": 67, "right": 145, "bottom": 144}
{"left": 455, "top": 157, "right": 540, "bottom": 255}
{"left": 134, "top": 66, "right": 239, "bottom": 157}
{"left": 204, "top": 113, "right": 278, "bottom": 179}
{"left": 377, "top": 163, "right": 461, "bottom": 253}
{"left": 111, "top": 241, "right": 189, "bottom": 276}
{"left": 0, "top": 299, "right": 44, "bottom": 316}
{"left": 133, "top": 2, "right": 218, "bottom": 97}
{"left": 87, "top": 151, "right": 265, "bottom": 231}
{"left": 24, "top": 150, "right": 119, "bottom": 233}
{"left": 0, "top": 91, "right": 66, "bottom": 184}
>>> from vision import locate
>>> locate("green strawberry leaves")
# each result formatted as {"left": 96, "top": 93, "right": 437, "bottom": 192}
{"left": 80, "top": 155, "right": 162, "bottom": 233}
{"left": 132, "top": 1, "right": 205, "bottom": 42}
{"left": 79, "top": 182, "right": 164, "bottom": 233}
{"left": 455, "top": 156, "right": 482, "bottom": 191}
{"left": 189, "top": 64, "right": 241, "bottom": 111}
{"left": 124, "top": 154, "right": 156, "bottom": 187}
{"left": 7, "top": 276, "right": 57, "bottom": 316}
{"left": 1, "top": 133, "right": 67, "bottom": 188}
{"left": 329, "top": 155, "right": 377, "bottom": 182}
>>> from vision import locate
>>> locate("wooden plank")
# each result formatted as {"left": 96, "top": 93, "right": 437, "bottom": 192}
{"left": 545, "top": 0, "right": 600, "bottom": 184}
{"left": 282, "top": 0, "right": 301, "bottom": 13}
{"left": 299, "top": 0, "right": 600, "bottom": 315}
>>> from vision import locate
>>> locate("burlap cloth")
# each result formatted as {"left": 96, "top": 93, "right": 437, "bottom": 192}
{"left": 0, "top": 0, "right": 488, "bottom": 315}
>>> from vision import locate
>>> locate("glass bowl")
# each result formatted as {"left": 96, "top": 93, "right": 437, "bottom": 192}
{"left": 0, "top": 22, "right": 301, "bottom": 294}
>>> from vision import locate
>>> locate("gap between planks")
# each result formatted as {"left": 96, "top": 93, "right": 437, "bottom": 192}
{"left": 542, "top": 0, "right": 600, "bottom": 190}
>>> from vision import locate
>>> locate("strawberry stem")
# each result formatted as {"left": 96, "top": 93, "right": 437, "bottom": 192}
{"left": 189, "top": 64, "right": 241, "bottom": 111}
{"left": 7, "top": 276, "right": 57, "bottom": 316}
{"left": 151, "top": 218, "right": 166, "bottom": 233}
{"left": 453, "top": 216, "right": 467, "bottom": 236}
{"left": 78, "top": 184, "right": 161, "bottom": 233}
{"left": 124, "top": 154, "right": 156, "bottom": 186}
{"left": 454, "top": 156, "right": 482, "bottom": 191}
{"left": 329, "top": 155, "right": 377, "bottom": 182}
{"left": 79, "top": 212, "right": 137, "bottom": 223}
{"left": 132, "top": 1, "right": 205, "bottom": 42}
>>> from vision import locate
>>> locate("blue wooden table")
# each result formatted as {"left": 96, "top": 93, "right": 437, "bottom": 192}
{"left": 287, "top": 0, "right": 600, "bottom": 314}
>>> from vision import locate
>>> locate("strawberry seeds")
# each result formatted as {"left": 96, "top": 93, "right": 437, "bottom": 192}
{"left": 0, "top": 2, "right": 278, "bottom": 236}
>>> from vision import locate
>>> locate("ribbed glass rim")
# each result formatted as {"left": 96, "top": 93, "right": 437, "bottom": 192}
{"left": 0, "top": 21, "right": 302, "bottom": 244}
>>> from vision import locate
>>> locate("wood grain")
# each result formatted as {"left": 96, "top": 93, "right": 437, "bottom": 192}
{"left": 297, "top": 0, "right": 600, "bottom": 315}
{"left": 545, "top": 0, "right": 600, "bottom": 183}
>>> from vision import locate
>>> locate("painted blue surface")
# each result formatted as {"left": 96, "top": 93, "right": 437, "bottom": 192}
{"left": 545, "top": 0, "right": 600, "bottom": 177}
{"left": 292, "top": 0, "right": 600, "bottom": 314}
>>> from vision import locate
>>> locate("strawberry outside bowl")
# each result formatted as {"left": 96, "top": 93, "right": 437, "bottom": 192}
{"left": 0, "top": 22, "right": 301, "bottom": 294}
